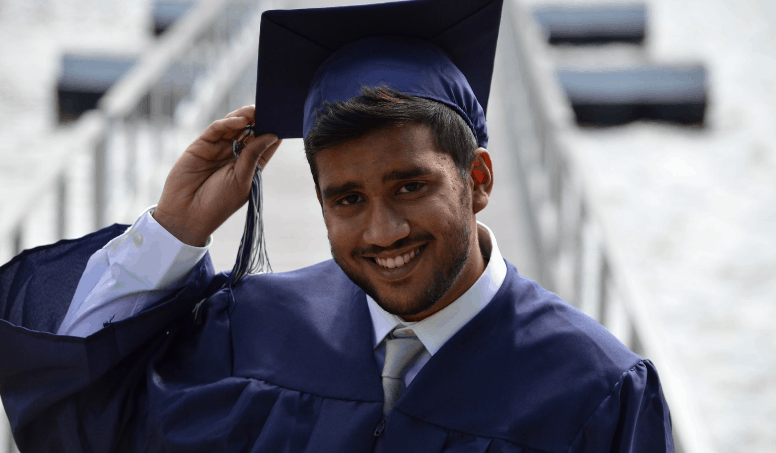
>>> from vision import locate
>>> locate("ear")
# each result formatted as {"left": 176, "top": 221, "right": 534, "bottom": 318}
{"left": 469, "top": 148, "right": 493, "bottom": 214}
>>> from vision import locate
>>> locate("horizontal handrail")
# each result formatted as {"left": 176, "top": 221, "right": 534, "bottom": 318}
{"left": 100, "top": 0, "right": 235, "bottom": 119}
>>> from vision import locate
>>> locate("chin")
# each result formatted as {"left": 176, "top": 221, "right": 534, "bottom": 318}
{"left": 332, "top": 246, "right": 469, "bottom": 318}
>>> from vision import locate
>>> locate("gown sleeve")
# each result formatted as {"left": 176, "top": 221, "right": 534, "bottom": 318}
{"left": 0, "top": 224, "right": 222, "bottom": 452}
{"left": 568, "top": 359, "right": 675, "bottom": 453}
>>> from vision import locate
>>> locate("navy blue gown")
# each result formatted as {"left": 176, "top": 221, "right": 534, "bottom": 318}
{"left": 0, "top": 225, "right": 673, "bottom": 452}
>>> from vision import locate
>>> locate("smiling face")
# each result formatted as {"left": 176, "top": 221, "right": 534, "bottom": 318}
{"left": 315, "top": 122, "right": 492, "bottom": 321}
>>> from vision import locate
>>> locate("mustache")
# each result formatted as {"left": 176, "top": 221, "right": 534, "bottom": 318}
{"left": 352, "top": 232, "right": 435, "bottom": 257}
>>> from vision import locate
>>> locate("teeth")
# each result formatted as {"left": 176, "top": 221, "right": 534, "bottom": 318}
{"left": 375, "top": 246, "right": 422, "bottom": 269}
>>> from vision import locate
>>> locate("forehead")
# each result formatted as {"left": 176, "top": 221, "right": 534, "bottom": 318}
{"left": 315, "top": 123, "right": 455, "bottom": 186}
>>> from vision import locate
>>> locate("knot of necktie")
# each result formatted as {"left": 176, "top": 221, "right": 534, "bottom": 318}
{"left": 381, "top": 328, "right": 425, "bottom": 416}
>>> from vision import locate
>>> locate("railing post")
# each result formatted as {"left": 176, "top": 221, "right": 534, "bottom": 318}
{"left": 578, "top": 221, "right": 602, "bottom": 319}
{"left": 94, "top": 129, "right": 108, "bottom": 230}
{"left": 598, "top": 258, "right": 610, "bottom": 324}
{"left": 572, "top": 200, "right": 586, "bottom": 308}
{"left": 12, "top": 225, "right": 23, "bottom": 257}
{"left": 125, "top": 115, "right": 138, "bottom": 197}
{"left": 57, "top": 173, "right": 68, "bottom": 240}
{"left": 554, "top": 167, "right": 583, "bottom": 305}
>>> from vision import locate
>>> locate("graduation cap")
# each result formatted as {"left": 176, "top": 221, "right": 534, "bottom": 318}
{"left": 230, "top": 0, "right": 504, "bottom": 284}
{"left": 254, "top": 0, "right": 504, "bottom": 147}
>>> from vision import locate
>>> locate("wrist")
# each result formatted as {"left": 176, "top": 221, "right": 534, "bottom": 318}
{"left": 152, "top": 208, "right": 209, "bottom": 247}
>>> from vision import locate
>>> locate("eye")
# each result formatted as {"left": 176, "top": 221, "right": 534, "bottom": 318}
{"left": 338, "top": 194, "right": 363, "bottom": 206}
{"left": 398, "top": 182, "right": 424, "bottom": 194}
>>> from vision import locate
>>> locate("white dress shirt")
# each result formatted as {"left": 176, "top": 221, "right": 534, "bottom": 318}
{"left": 57, "top": 206, "right": 210, "bottom": 337}
{"left": 57, "top": 207, "right": 508, "bottom": 388}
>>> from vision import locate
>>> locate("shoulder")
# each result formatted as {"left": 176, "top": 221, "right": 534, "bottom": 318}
{"left": 487, "top": 261, "right": 644, "bottom": 420}
{"left": 498, "top": 260, "right": 641, "bottom": 376}
{"left": 218, "top": 260, "right": 380, "bottom": 400}
{"left": 227, "top": 259, "right": 362, "bottom": 322}
{"left": 496, "top": 261, "right": 645, "bottom": 435}
{"left": 400, "top": 260, "right": 653, "bottom": 450}
{"left": 232, "top": 259, "right": 353, "bottom": 299}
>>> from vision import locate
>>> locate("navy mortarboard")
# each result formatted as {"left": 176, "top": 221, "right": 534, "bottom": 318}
{"left": 254, "top": 0, "right": 503, "bottom": 146}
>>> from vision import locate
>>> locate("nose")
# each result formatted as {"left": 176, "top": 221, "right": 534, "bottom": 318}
{"left": 363, "top": 201, "right": 410, "bottom": 248}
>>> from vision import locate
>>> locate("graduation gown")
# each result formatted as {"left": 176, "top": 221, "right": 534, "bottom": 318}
{"left": 0, "top": 224, "right": 673, "bottom": 452}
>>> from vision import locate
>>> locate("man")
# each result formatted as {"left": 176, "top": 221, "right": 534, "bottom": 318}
{"left": 0, "top": 0, "right": 673, "bottom": 452}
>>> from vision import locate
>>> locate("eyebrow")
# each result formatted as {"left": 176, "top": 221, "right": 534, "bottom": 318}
{"left": 381, "top": 167, "right": 432, "bottom": 183}
{"left": 320, "top": 167, "right": 433, "bottom": 200}
{"left": 321, "top": 182, "right": 363, "bottom": 201}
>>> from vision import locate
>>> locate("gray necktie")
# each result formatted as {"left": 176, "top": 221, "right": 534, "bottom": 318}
{"left": 381, "top": 328, "right": 426, "bottom": 416}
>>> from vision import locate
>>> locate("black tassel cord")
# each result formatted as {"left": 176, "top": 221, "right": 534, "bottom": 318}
{"left": 193, "top": 124, "right": 271, "bottom": 322}
{"left": 230, "top": 124, "right": 272, "bottom": 285}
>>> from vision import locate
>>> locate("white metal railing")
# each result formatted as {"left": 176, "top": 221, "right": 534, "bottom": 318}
{"left": 0, "top": 1, "right": 269, "bottom": 450}
{"left": 0, "top": 0, "right": 260, "bottom": 265}
{"left": 503, "top": 1, "right": 715, "bottom": 452}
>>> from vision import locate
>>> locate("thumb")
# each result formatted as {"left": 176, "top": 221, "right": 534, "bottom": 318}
{"left": 234, "top": 133, "right": 279, "bottom": 185}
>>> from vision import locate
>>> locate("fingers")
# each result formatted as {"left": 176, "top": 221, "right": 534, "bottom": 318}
{"left": 233, "top": 134, "right": 280, "bottom": 185}
{"left": 224, "top": 105, "right": 256, "bottom": 121}
{"left": 258, "top": 138, "right": 282, "bottom": 171}
{"left": 199, "top": 116, "right": 251, "bottom": 143}
{"left": 199, "top": 105, "right": 256, "bottom": 144}
{"left": 225, "top": 105, "right": 259, "bottom": 147}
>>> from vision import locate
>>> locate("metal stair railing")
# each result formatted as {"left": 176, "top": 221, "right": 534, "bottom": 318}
{"left": 0, "top": 0, "right": 261, "bottom": 264}
{"left": 502, "top": 1, "right": 716, "bottom": 452}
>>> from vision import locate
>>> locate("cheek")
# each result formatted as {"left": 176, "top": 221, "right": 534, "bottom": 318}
{"left": 323, "top": 213, "right": 359, "bottom": 253}
{"left": 324, "top": 211, "right": 357, "bottom": 235}
{"left": 405, "top": 198, "right": 458, "bottom": 232}
{"left": 433, "top": 190, "right": 472, "bottom": 236}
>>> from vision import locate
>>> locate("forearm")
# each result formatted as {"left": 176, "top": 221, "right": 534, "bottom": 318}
{"left": 57, "top": 206, "right": 212, "bottom": 337}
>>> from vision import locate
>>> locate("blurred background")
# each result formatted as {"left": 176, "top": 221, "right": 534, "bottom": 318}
{"left": 0, "top": 0, "right": 774, "bottom": 452}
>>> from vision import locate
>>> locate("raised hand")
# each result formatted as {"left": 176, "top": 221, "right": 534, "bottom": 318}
{"left": 153, "top": 106, "right": 283, "bottom": 246}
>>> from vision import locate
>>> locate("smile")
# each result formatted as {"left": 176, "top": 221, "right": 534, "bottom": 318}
{"left": 372, "top": 245, "right": 425, "bottom": 269}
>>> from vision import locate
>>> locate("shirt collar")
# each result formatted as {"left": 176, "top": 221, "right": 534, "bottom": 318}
{"left": 366, "top": 221, "right": 507, "bottom": 355}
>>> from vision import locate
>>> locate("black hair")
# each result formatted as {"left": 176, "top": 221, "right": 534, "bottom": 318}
{"left": 303, "top": 87, "right": 478, "bottom": 190}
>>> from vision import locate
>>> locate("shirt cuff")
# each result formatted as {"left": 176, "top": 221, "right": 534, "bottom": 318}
{"left": 104, "top": 205, "right": 212, "bottom": 290}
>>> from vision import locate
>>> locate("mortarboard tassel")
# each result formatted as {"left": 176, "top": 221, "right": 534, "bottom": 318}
{"left": 229, "top": 125, "right": 272, "bottom": 286}
{"left": 192, "top": 165, "right": 269, "bottom": 323}
{"left": 194, "top": 125, "right": 271, "bottom": 324}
